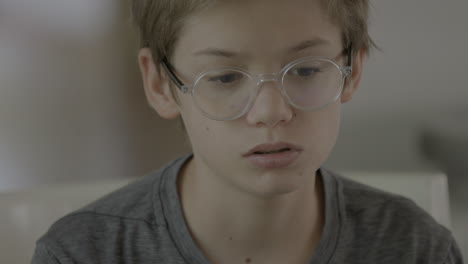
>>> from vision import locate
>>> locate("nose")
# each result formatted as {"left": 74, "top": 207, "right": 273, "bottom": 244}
{"left": 245, "top": 77, "right": 294, "bottom": 128}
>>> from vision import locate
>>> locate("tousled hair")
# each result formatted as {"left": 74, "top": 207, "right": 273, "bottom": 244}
{"left": 130, "top": 0, "right": 376, "bottom": 65}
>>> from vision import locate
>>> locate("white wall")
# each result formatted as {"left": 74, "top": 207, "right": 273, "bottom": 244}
{"left": 326, "top": 0, "right": 468, "bottom": 171}
{"left": 0, "top": 1, "right": 126, "bottom": 190}
{"left": 0, "top": 0, "right": 189, "bottom": 191}
{"left": 349, "top": 0, "right": 468, "bottom": 119}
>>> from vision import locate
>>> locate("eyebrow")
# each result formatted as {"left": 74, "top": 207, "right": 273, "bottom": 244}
{"left": 193, "top": 48, "right": 238, "bottom": 58}
{"left": 192, "top": 38, "right": 330, "bottom": 58}
{"left": 288, "top": 38, "right": 330, "bottom": 53}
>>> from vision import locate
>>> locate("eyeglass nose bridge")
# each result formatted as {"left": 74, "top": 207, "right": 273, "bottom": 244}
{"left": 255, "top": 73, "right": 280, "bottom": 87}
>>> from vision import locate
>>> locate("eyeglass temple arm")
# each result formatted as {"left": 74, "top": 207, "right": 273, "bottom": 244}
{"left": 345, "top": 44, "right": 353, "bottom": 67}
{"left": 161, "top": 57, "right": 187, "bottom": 91}
{"left": 342, "top": 44, "right": 354, "bottom": 77}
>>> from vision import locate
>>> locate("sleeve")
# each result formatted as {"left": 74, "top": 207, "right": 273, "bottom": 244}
{"left": 31, "top": 243, "right": 61, "bottom": 264}
{"left": 444, "top": 238, "right": 464, "bottom": 264}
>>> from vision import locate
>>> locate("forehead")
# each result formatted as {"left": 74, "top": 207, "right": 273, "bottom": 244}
{"left": 174, "top": 0, "right": 342, "bottom": 61}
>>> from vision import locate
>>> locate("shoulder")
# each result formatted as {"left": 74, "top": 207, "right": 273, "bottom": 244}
{"left": 330, "top": 169, "right": 446, "bottom": 231}
{"left": 32, "top": 156, "right": 191, "bottom": 263}
{"left": 35, "top": 157, "right": 186, "bottom": 254}
{"left": 59, "top": 164, "right": 168, "bottom": 227}
{"left": 322, "top": 169, "right": 460, "bottom": 263}
{"left": 37, "top": 169, "right": 162, "bottom": 244}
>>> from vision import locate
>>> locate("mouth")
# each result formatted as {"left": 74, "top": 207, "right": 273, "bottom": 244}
{"left": 243, "top": 142, "right": 303, "bottom": 156}
{"left": 253, "top": 148, "right": 291, "bottom": 155}
{"left": 243, "top": 142, "right": 303, "bottom": 169}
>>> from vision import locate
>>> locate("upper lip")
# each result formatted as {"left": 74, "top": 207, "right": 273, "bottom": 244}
{"left": 243, "top": 142, "right": 303, "bottom": 156}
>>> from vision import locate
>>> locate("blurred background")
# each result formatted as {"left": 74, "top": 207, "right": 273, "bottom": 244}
{"left": 0, "top": 0, "right": 466, "bottom": 259}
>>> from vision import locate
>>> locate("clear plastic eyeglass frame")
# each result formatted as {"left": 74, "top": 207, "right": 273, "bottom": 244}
{"left": 161, "top": 46, "right": 353, "bottom": 121}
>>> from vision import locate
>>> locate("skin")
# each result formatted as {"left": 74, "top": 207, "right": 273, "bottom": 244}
{"left": 138, "top": 0, "right": 365, "bottom": 263}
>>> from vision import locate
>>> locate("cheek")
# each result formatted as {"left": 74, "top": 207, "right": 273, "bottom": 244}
{"left": 303, "top": 104, "right": 341, "bottom": 158}
{"left": 180, "top": 104, "right": 223, "bottom": 153}
{"left": 322, "top": 105, "right": 341, "bottom": 137}
{"left": 178, "top": 94, "right": 235, "bottom": 148}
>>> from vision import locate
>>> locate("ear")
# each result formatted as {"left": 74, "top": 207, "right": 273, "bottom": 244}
{"left": 340, "top": 48, "right": 366, "bottom": 103}
{"left": 138, "top": 48, "right": 180, "bottom": 119}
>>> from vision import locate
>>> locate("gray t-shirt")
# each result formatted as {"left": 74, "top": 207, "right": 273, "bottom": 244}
{"left": 32, "top": 155, "right": 464, "bottom": 263}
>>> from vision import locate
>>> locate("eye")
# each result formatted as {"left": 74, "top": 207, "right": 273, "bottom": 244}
{"left": 289, "top": 67, "right": 321, "bottom": 77}
{"left": 208, "top": 73, "right": 244, "bottom": 84}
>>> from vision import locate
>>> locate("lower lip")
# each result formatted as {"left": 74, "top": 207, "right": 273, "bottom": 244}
{"left": 245, "top": 150, "right": 301, "bottom": 169}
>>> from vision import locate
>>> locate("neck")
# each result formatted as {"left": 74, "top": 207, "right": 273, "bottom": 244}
{"left": 178, "top": 157, "right": 325, "bottom": 264}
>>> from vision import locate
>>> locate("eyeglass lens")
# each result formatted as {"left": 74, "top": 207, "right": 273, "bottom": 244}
{"left": 193, "top": 59, "right": 344, "bottom": 120}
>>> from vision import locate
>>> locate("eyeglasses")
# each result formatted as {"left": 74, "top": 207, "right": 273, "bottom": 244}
{"left": 161, "top": 47, "right": 353, "bottom": 121}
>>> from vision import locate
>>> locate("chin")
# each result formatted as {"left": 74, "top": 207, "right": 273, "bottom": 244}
{"left": 249, "top": 170, "right": 312, "bottom": 198}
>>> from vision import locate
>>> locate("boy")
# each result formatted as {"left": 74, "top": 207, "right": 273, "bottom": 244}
{"left": 32, "top": 0, "right": 464, "bottom": 263}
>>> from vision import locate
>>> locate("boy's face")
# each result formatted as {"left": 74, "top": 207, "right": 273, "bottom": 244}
{"left": 141, "top": 0, "right": 364, "bottom": 197}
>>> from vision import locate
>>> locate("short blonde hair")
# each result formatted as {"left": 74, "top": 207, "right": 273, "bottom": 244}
{"left": 131, "top": 0, "right": 376, "bottom": 65}
{"left": 131, "top": 1, "right": 212, "bottom": 65}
